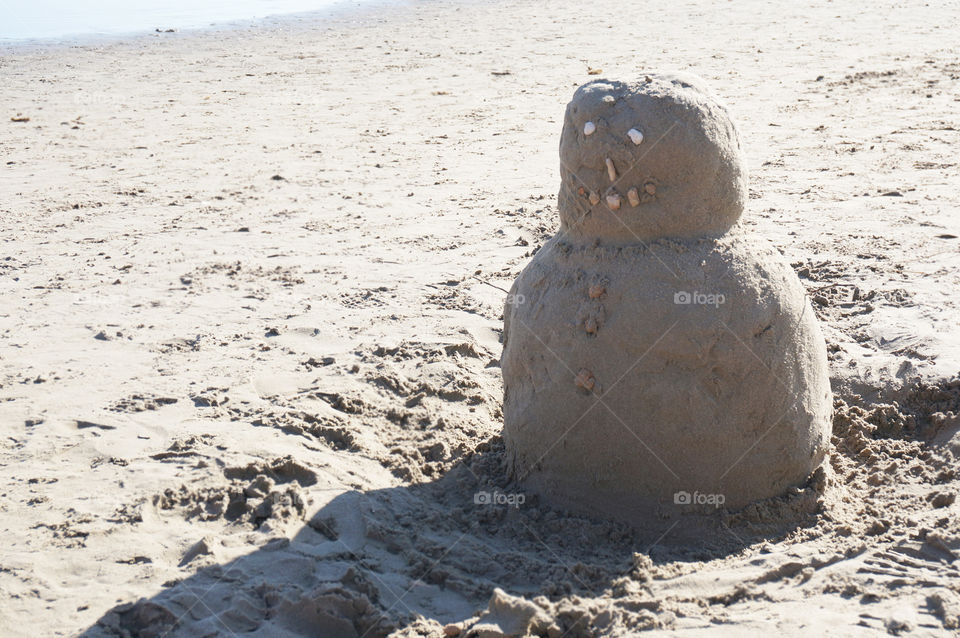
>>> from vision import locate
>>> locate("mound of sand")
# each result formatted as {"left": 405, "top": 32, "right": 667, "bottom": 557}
{"left": 502, "top": 74, "right": 833, "bottom": 529}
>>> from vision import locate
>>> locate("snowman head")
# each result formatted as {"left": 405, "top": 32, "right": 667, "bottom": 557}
{"left": 558, "top": 72, "right": 746, "bottom": 243}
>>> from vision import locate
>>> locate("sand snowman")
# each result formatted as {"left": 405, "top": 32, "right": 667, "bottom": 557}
{"left": 501, "top": 73, "right": 832, "bottom": 529}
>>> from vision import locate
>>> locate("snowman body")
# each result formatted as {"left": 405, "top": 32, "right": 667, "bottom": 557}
{"left": 501, "top": 74, "right": 832, "bottom": 526}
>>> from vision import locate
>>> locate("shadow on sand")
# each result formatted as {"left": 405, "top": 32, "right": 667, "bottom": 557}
{"left": 81, "top": 441, "right": 818, "bottom": 637}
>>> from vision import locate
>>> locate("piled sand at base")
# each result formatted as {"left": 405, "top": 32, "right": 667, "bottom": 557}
{"left": 502, "top": 74, "right": 833, "bottom": 526}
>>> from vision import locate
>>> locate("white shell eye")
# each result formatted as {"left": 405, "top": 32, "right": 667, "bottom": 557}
{"left": 583, "top": 121, "right": 596, "bottom": 136}
{"left": 627, "top": 128, "right": 644, "bottom": 145}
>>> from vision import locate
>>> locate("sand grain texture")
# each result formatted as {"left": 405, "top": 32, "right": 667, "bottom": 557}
{"left": 1, "top": 0, "right": 960, "bottom": 636}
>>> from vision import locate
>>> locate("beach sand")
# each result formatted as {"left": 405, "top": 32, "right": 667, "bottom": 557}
{"left": 1, "top": 0, "right": 959, "bottom": 635}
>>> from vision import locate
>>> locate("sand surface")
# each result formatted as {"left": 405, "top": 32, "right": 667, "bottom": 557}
{"left": 1, "top": 0, "right": 960, "bottom": 635}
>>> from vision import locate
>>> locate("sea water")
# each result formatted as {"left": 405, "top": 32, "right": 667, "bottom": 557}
{"left": 0, "top": 0, "right": 377, "bottom": 43}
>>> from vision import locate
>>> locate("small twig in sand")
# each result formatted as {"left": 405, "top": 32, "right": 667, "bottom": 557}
{"left": 471, "top": 276, "right": 510, "bottom": 294}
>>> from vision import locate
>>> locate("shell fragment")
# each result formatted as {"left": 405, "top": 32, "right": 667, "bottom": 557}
{"left": 627, "top": 128, "right": 644, "bottom": 145}
{"left": 583, "top": 121, "right": 596, "bottom": 136}
{"left": 605, "top": 157, "right": 617, "bottom": 182}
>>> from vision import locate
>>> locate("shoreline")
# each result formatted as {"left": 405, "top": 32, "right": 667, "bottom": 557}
{"left": 0, "top": 0, "right": 407, "bottom": 52}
